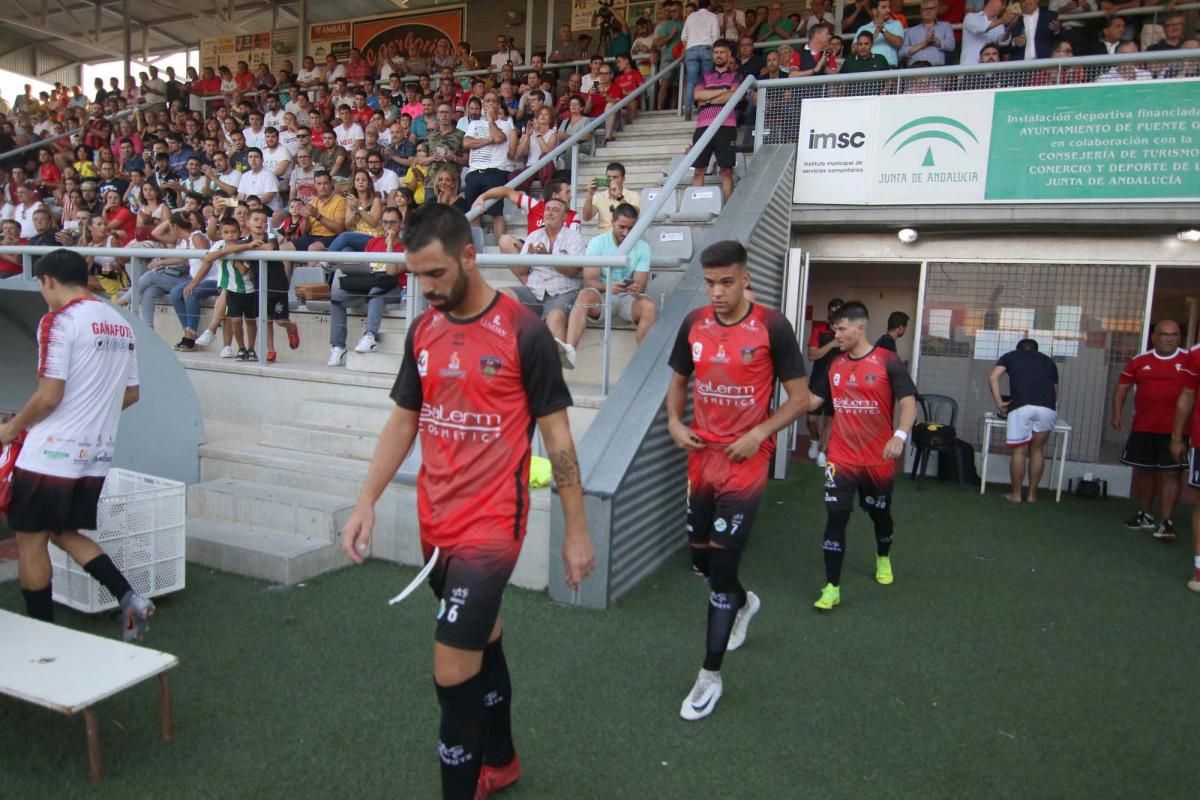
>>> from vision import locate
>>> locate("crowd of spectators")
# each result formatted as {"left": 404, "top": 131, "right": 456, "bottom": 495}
{"left": 0, "top": 0, "right": 1196, "bottom": 361}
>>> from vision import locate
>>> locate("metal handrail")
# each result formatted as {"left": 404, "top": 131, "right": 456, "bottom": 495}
{"left": 752, "top": 48, "right": 1200, "bottom": 149}
{"left": 583, "top": 73, "right": 759, "bottom": 393}
{"left": 1, "top": 244, "right": 627, "bottom": 366}
{"left": 464, "top": 56, "right": 685, "bottom": 224}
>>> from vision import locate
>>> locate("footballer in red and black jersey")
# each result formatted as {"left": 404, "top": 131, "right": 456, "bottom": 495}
{"left": 811, "top": 346, "right": 917, "bottom": 470}
{"left": 669, "top": 302, "right": 806, "bottom": 547}
{"left": 391, "top": 291, "right": 572, "bottom": 550}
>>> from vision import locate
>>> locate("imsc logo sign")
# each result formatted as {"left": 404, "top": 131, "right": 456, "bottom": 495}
{"left": 807, "top": 129, "right": 867, "bottom": 149}
{"left": 883, "top": 116, "right": 980, "bottom": 167}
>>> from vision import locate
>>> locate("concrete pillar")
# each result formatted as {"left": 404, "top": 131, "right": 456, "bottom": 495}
{"left": 123, "top": 0, "right": 132, "bottom": 82}
{"left": 298, "top": 0, "right": 307, "bottom": 62}
{"left": 525, "top": 0, "right": 534, "bottom": 63}
{"left": 546, "top": 0, "right": 555, "bottom": 57}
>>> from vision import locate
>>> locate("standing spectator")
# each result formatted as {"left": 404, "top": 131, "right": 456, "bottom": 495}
{"left": 856, "top": 0, "right": 905, "bottom": 67}
{"left": 989, "top": 338, "right": 1059, "bottom": 504}
{"left": 681, "top": 0, "right": 722, "bottom": 120}
{"left": 1005, "top": 0, "right": 1062, "bottom": 60}
{"left": 792, "top": 24, "right": 840, "bottom": 76}
{"left": 492, "top": 35, "right": 525, "bottom": 70}
{"left": 1048, "top": 0, "right": 1095, "bottom": 53}
{"left": 874, "top": 311, "right": 909, "bottom": 353}
{"left": 756, "top": 1, "right": 796, "bottom": 42}
{"left": 722, "top": 0, "right": 749, "bottom": 39}
{"left": 1112, "top": 321, "right": 1189, "bottom": 539}
{"left": 801, "top": 0, "right": 837, "bottom": 35}
{"left": 962, "top": 0, "right": 1017, "bottom": 65}
{"left": 655, "top": 1, "right": 686, "bottom": 110}
{"left": 690, "top": 39, "right": 740, "bottom": 202}
{"left": 902, "top": 0, "right": 958, "bottom": 64}
{"left": 462, "top": 92, "right": 517, "bottom": 243}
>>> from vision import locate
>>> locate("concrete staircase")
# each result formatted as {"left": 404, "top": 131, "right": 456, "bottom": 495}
{"left": 172, "top": 109, "right": 723, "bottom": 591}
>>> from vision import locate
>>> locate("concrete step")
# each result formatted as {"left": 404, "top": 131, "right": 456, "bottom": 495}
{"left": 346, "top": 349, "right": 403, "bottom": 375}
{"left": 186, "top": 478, "right": 354, "bottom": 542}
{"left": 594, "top": 141, "right": 691, "bottom": 158}
{"left": 186, "top": 519, "right": 347, "bottom": 586}
{"left": 296, "top": 397, "right": 395, "bottom": 431}
{"left": 262, "top": 420, "right": 379, "bottom": 462}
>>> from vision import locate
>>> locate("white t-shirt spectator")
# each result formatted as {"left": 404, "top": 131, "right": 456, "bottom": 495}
{"left": 280, "top": 129, "right": 302, "bottom": 156}
{"left": 491, "top": 49, "right": 524, "bottom": 70}
{"left": 261, "top": 144, "right": 291, "bottom": 178}
{"left": 237, "top": 167, "right": 280, "bottom": 209}
{"left": 243, "top": 126, "right": 266, "bottom": 149}
{"left": 264, "top": 108, "right": 286, "bottom": 129}
{"left": 325, "top": 63, "right": 347, "bottom": 85}
{"left": 333, "top": 122, "right": 365, "bottom": 150}
{"left": 2, "top": 201, "right": 45, "bottom": 238}
{"left": 143, "top": 78, "right": 167, "bottom": 104}
{"left": 284, "top": 99, "right": 311, "bottom": 125}
{"left": 465, "top": 117, "right": 515, "bottom": 174}
{"left": 212, "top": 170, "right": 241, "bottom": 195}
{"left": 682, "top": 7, "right": 721, "bottom": 49}
{"left": 372, "top": 169, "right": 399, "bottom": 196}
{"left": 17, "top": 298, "right": 138, "bottom": 479}
{"left": 297, "top": 66, "right": 322, "bottom": 98}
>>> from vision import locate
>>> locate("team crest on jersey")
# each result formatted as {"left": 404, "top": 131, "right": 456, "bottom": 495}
{"left": 848, "top": 374, "right": 858, "bottom": 386}
{"left": 692, "top": 341, "right": 703, "bottom": 361}
{"left": 713, "top": 517, "right": 727, "bottom": 533}
{"left": 833, "top": 373, "right": 841, "bottom": 386}
{"left": 711, "top": 344, "right": 730, "bottom": 364}
{"left": 479, "top": 355, "right": 502, "bottom": 377}
{"left": 417, "top": 349, "right": 429, "bottom": 377}
{"left": 866, "top": 373, "right": 877, "bottom": 383}
{"left": 741, "top": 346, "right": 755, "bottom": 363}
{"left": 440, "top": 351, "right": 465, "bottom": 378}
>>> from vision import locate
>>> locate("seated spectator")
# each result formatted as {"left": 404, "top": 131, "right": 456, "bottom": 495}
{"left": 237, "top": 148, "right": 280, "bottom": 211}
{"left": 134, "top": 180, "right": 171, "bottom": 240}
{"left": 583, "top": 162, "right": 641, "bottom": 233}
{"left": 279, "top": 171, "right": 346, "bottom": 256}
{"left": 902, "top": 0, "right": 957, "bottom": 65}
{"left": 427, "top": 165, "right": 470, "bottom": 212}
{"left": 1031, "top": 40, "right": 1087, "bottom": 83}
{"left": 27, "top": 207, "right": 59, "bottom": 247}
{"left": 581, "top": 55, "right": 604, "bottom": 94}
{"left": 586, "top": 65, "right": 623, "bottom": 139}
{"left": 331, "top": 169, "right": 384, "bottom": 253}
{"left": 503, "top": 197, "right": 582, "bottom": 348}
{"left": 791, "top": 24, "right": 840, "bottom": 76}
{"left": 563, "top": 203, "right": 656, "bottom": 367}
{"left": 1097, "top": 41, "right": 1152, "bottom": 81}
{"left": 82, "top": 213, "right": 129, "bottom": 300}
{"left": 327, "top": 206, "right": 407, "bottom": 365}
{"left": 475, "top": 178, "right": 579, "bottom": 259}
{"left": 559, "top": 94, "right": 592, "bottom": 142}
{"left": 959, "top": 43, "right": 1004, "bottom": 88}
{"left": 0, "top": 219, "right": 23, "bottom": 278}
{"left": 382, "top": 115, "right": 419, "bottom": 174}
{"left": 1004, "top": 0, "right": 1061, "bottom": 60}
{"left": 842, "top": 30, "right": 894, "bottom": 72}
{"left": 557, "top": 75, "right": 584, "bottom": 120}
{"left": 613, "top": 52, "right": 645, "bottom": 127}
{"left": 318, "top": 130, "right": 351, "bottom": 185}
{"left": 1, "top": 183, "right": 46, "bottom": 238}
{"left": 457, "top": 96, "right": 483, "bottom": 133}
{"left": 128, "top": 212, "right": 209, "bottom": 329}
{"left": 856, "top": 0, "right": 904, "bottom": 67}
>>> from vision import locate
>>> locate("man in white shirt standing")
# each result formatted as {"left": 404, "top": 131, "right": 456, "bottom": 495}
{"left": 462, "top": 92, "right": 517, "bottom": 242}
{"left": 681, "top": 0, "right": 721, "bottom": 120}
{"left": 491, "top": 34, "right": 525, "bottom": 72}
{"left": 961, "top": 0, "right": 1016, "bottom": 65}
{"left": 0, "top": 249, "right": 156, "bottom": 639}
{"left": 237, "top": 148, "right": 280, "bottom": 211}
{"left": 800, "top": 0, "right": 837, "bottom": 36}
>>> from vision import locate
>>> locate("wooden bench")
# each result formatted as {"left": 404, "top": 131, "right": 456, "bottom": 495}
{"left": 0, "top": 609, "right": 178, "bottom": 782}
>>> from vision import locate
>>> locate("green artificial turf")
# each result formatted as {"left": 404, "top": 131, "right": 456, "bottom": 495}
{"left": 2, "top": 469, "right": 1197, "bottom": 799}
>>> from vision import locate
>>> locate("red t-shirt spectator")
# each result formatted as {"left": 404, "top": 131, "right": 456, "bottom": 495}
{"left": 352, "top": 107, "right": 374, "bottom": 128}
{"left": 587, "top": 84, "right": 622, "bottom": 116}
{"left": 1118, "top": 348, "right": 1190, "bottom": 434}
{"left": 0, "top": 236, "right": 26, "bottom": 277}
{"left": 614, "top": 68, "right": 644, "bottom": 98}
{"left": 38, "top": 163, "right": 62, "bottom": 189}
{"left": 235, "top": 71, "right": 255, "bottom": 92}
{"left": 365, "top": 236, "right": 406, "bottom": 290}
{"left": 346, "top": 60, "right": 373, "bottom": 86}
{"left": 105, "top": 206, "right": 136, "bottom": 243}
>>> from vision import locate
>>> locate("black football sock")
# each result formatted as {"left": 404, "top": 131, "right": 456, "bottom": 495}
{"left": 82, "top": 554, "right": 132, "bottom": 602}
{"left": 22, "top": 586, "right": 54, "bottom": 622}
{"left": 702, "top": 548, "right": 745, "bottom": 672}
{"left": 823, "top": 510, "right": 851, "bottom": 586}
{"left": 435, "top": 672, "right": 487, "bottom": 800}
{"left": 481, "top": 637, "right": 516, "bottom": 767}
{"left": 868, "top": 508, "right": 894, "bottom": 557}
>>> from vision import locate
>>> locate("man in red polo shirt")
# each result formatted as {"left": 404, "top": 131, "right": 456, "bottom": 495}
{"left": 1112, "top": 320, "right": 1189, "bottom": 540}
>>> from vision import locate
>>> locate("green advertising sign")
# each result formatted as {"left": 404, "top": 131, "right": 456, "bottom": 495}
{"left": 985, "top": 81, "right": 1200, "bottom": 201}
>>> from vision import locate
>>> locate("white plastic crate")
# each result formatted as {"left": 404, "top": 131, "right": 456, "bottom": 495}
{"left": 49, "top": 468, "right": 186, "bottom": 613}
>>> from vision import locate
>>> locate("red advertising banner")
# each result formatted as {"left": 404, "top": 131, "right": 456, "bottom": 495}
{"left": 352, "top": 7, "right": 465, "bottom": 69}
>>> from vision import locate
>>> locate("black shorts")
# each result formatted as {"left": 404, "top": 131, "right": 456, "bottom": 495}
{"left": 686, "top": 446, "right": 770, "bottom": 551}
{"left": 1189, "top": 448, "right": 1200, "bottom": 489}
{"left": 1121, "top": 431, "right": 1186, "bottom": 470}
{"left": 425, "top": 539, "right": 521, "bottom": 651}
{"left": 692, "top": 125, "right": 737, "bottom": 170}
{"left": 465, "top": 169, "right": 509, "bottom": 217}
{"left": 6, "top": 468, "right": 105, "bottom": 533}
{"left": 266, "top": 262, "right": 289, "bottom": 321}
{"left": 823, "top": 461, "right": 896, "bottom": 514}
{"left": 225, "top": 290, "right": 259, "bottom": 319}
{"left": 291, "top": 234, "right": 336, "bottom": 251}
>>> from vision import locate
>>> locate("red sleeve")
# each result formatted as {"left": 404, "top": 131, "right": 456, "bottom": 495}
{"left": 1118, "top": 354, "right": 1140, "bottom": 384}
{"left": 1185, "top": 348, "right": 1200, "bottom": 388}
{"left": 808, "top": 323, "right": 824, "bottom": 348}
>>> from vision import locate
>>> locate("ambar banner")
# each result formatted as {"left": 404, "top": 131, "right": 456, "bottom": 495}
{"left": 793, "top": 79, "right": 1200, "bottom": 205}
{"left": 307, "top": 7, "right": 465, "bottom": 69}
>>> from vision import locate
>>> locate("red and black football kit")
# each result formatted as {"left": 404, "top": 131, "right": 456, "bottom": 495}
{"left": 1118, "top": 348, "right": 1189, "bottom": 470}
{"left": 1180, "top": 346, "right": 1200, "bottom": 489}
{"left": 810, "top": 346, "right": 917, "bottom": 513}
{"left": 669, "top": 303, "right": 806, "bottom": 550}
{"left": 392, "top": 292, "right": 571, "bottom": 650}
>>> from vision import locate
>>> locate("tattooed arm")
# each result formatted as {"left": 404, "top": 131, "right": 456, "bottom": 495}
{"left": 537, "top": 409, "right": 595, "bottom": 591}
